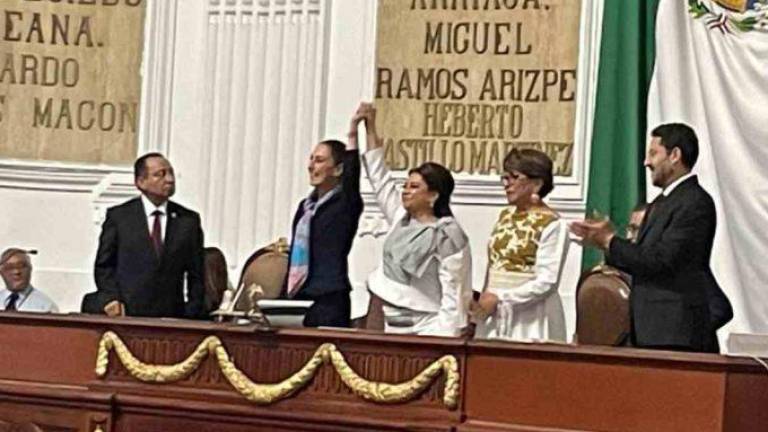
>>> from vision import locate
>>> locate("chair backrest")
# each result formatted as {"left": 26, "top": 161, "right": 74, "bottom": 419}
{"left": 234, "top": 238, "right": 289, "bottom": 311}
{"left": 575, "top": 265, "right": 631, "bottom": 346}
{"left": 204, "top": 247, "right": 230, "bottom": 314}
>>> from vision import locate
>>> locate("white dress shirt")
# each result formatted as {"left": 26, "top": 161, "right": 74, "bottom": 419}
{"left": 0, "top": 285, "right": 59, "bottom": 313}
{"left": 662, "top": 172, "right": 696, "bottom": 196}
{"left": 141, "top": 194, "right": 168, "bottom": 241}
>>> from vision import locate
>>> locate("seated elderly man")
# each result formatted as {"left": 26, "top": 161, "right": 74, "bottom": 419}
{"left": 0, "top": 248, "right": 58, "bottom": 313}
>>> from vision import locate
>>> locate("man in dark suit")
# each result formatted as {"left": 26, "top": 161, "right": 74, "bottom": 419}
{"left": 572, "top": 123, "right": 732, "bottom": 352}
{"left": 88, "top": 153, "right": 205, "bottom": 318}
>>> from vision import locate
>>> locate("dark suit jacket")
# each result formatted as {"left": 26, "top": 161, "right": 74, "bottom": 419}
{"left": 90, "top": 197, "right": 205, "bottom": 318}
{"left": 284, "top": 149, "right": 364, "bottom": 300}
{"left": 607, "top": 176, "right": 732, "bottom": 352}
{"left": 704, "top": 272, "right": 734, "bottom": 352}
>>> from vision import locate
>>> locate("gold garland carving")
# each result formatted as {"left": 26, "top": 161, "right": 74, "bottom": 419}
{"left": 95, "top": 331, "right": 459, "bottom": 408}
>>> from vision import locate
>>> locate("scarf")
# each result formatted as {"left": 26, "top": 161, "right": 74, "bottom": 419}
{"left": 286, "top": 187, "right": 339, "bottom": 297}
{"left": 382, "top": 216, "right": 467, "bottom": 285}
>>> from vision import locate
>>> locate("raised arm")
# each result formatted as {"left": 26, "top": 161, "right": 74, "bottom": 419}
{"left": 358, "top": 103, "right": 402, "bottom": 223}
{"left": 342, "top": 110, "right": 364, "bottom": 212}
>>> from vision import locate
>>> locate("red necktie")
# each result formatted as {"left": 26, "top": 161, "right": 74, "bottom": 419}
{"left": 151, "top": 210, "right": 163, "bottom": 256}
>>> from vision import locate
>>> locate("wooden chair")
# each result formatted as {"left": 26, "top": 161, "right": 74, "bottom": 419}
{"left": 234, "top": 238, "right": 290, "bottom": 312}
{"left": 575, "top": 265, "right": 632, "bottom": 346}
{"left": 203, "top": 247, "right": 230, "bottom": 314}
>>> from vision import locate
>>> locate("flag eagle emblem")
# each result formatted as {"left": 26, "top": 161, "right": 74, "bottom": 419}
{"left": 689, "top": 0, "right": 768, "bottom": 33}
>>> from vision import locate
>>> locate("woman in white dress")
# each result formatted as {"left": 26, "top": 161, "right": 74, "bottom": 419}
{"left": 358, "top": 103, "right": 472, "bottom": 337}
{"left": 472, "top": 148, "right": 569, "bottom": 342}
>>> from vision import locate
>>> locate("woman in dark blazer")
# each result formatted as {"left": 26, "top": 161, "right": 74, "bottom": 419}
{"left": 282, "top": 109, "right": 365, "bottom": 327}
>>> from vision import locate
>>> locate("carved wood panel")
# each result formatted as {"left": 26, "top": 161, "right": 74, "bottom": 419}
{"left": 103, "top": 331, "right": 456, "bottom": 408}
{"left": 116, "top": 413, "right": 409, "bottom": 432}
{"left": 0, "top": 402, "right": 109, "bottom": 432}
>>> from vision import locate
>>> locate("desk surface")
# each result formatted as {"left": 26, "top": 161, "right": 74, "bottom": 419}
{"left": 0, "top": 313, "right": 766, "bottom": 432}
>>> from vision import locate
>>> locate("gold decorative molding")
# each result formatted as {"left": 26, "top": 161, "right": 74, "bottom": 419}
{"left": 267, "top": 237, "right": 290, "bottom": 255}
{"left": 95, "top": 331, "right": 459, "bottom": 408}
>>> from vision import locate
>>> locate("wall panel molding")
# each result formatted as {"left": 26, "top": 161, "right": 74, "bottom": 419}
{"left": 0, "top": 0, "right": 184, "bottom": 219}
{"left": 139, "top": 0, "right": 182, "bottom": 156}
{"left": 0, "top": 162, "right": 112, "bottom": 193}
{"left": 194, "top": 0, "right": 330, "bottom": 267}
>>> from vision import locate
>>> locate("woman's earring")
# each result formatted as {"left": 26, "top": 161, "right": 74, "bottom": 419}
{"left": 531, "top": 193, "right": 541, "bottom": 204}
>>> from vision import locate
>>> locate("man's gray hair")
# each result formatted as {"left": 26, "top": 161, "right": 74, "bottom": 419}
{"left": 0, "top": 248, "right": 30, "bottom": 266}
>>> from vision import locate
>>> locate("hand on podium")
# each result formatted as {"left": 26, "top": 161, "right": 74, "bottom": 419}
{"left": 104, "top": 300, "right": 125, "bottom": 317}
{"left": 469, "top": 292, "right": 499, "bottom": 322}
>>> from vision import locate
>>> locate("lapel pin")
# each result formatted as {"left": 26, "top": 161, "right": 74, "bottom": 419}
{"left": 171, "top": 212, "right": 177, "bottom": 219}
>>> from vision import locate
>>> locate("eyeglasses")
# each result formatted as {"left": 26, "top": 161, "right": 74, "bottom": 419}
{"left": 500, "top": 172, "right": 529, "bottom": 185}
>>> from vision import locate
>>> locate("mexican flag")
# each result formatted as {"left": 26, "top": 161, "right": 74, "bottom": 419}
{"left": 582, "top": 0, "right": 660, "bottom": 270}
{"left": 585, "top": 0, "right": 768, "bottom": 338}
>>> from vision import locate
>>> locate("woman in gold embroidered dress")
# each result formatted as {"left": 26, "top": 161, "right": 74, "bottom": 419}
{"left": 472, "top": 149, "right": 569, "bottom": 342}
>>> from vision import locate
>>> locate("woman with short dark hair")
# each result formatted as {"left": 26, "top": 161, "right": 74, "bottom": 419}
{"left": 360, "top": 103, "right": 472, "bottom": 336}
{"left": 472, "top": 148, "right": 569, "bottom": 342}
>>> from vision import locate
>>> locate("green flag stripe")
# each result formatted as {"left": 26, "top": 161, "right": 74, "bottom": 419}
{"left": 582, "top": 0, "right": 660, "bottom": 270}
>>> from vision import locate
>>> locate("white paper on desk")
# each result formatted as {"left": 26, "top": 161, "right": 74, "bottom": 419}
{"left": 257, "top": 299, "right": 313, "bottom": 328}
{"left": 257, "top": 299, "right": 313, "bottom": 310}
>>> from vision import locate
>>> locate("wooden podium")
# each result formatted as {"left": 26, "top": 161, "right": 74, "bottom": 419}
{"left": 0, "top": 313, "right": 766, "bottom": 432}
